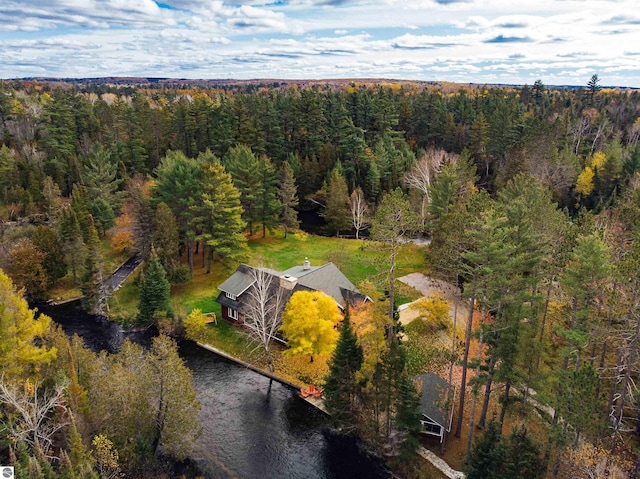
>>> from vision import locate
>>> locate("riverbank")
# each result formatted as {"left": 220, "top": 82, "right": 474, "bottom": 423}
{"left": 195, "top": 339, "right": 460, "bottom": 479}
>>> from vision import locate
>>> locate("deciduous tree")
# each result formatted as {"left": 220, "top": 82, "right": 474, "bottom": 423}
{"left": 349, "top": 187, "right": 369, "bottom": 240}
{"left": 370, "top": 188, "right": 419, "bottom": 322}
{"left": 280, "top": 290, "right": 342, "bottom": 362}
{"left": 0, "top": 269, "right": 56, "bottom": 379}
{"left": 243, "top": 267, "right": 285, "bottom": 372}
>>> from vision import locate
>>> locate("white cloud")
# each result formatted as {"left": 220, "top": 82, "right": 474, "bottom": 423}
{"left": 0, "top": 0, "right": 638, "bottom": 86}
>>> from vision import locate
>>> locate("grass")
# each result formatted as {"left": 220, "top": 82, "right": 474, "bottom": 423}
{"left": 200, "top": 319, "right": 254, "bottom": 358}
{"left": 111, "top": 230, "right": 426, "bottom": 323}
{"left": 107, "top": 274, "right": 140, "bottom": 325}
{"left": 248, "top": 229, "right": 425, "bottom": 290}
{"left": 48, "top": 276, "right": 83, "bottom": 302}
{"left": 99, "top": 235, "right": 129, "bottom": 274}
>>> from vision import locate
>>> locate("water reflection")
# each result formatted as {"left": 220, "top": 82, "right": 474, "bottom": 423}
{"left": 41, "top": 302, "right": 389, "bottom": 479}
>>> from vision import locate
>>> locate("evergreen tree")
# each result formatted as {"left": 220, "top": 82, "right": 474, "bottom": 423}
{"left": 81, "top": 221, "right": 108, "bottom": 314}
{"left": 58, "top": 207, "right": 85, "bottom": 284}
{"left": 70, "top": 184, "right": 92, "bottom": 242}
{"left": 152, "top": 202, "right": 180, "bottom": 281}
{"left": 90, "top": 197, "right": 115, "bottom": 237}
{"left": 126, "top": 177, "right": 155, "bottom": 259}
{"left": 257, "top": 155, "right": 281, "bottom": 238}
{"left": 324, "top": 168, "right": 351, "bottom": 236}
{"left": 277, "top": 161, "right": 299, "bottom": 238}
{"left": 153, "top": 150, "right": 203, "bottom": 275}
{"left": 83, "top": 143, "right": 124, "bottom": 211}
{"left": 324, "top": 308, "right": 364, "bottom": 432}
{"left": 466, "top": 420, "right": 505, "bottom": 479}
{"left": 192, "top": 160, "right": 247, "bottom": 273}
{"left": 41, "top": 176, "right": 63, "bottom": 223}
{"left": 223, "top": 144, "right": 261, "bottom": 235}
{"left": 137, "top": 253, "right": 173, "bottom": 323}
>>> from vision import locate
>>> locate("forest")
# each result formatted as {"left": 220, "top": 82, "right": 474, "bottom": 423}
{"left": 1, "top": 75, "right": 640, "bottom": 478}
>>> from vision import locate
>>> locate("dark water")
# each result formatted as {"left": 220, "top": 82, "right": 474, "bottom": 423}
{"left": 40, "top": 301, "right": 389, "bottom": 479}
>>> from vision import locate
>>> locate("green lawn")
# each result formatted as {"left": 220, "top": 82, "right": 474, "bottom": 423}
{"left": 110, "top": 230, "right": 426, "bottom": 324}
{"left": 248, "top": 230, "right": 425, "bottom": 288}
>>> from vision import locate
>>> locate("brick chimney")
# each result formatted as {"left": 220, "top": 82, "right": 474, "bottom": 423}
{"left": 280, "top": 274, "right": 298, "bottom": 290}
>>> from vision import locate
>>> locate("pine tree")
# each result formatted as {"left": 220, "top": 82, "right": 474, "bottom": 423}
{"left": 58, "top": 207, "right": 86, "bottom": 284}
{"left": 137, "top": 253, "right": 172, "bottom": 323}
{"left": 90, "top": 197, "right": 115, "bottom": 237}
{"left": 277, "top": 161, "right": 299, "bottom": 238}
{"left": 324, "top": 168, "right": 351, "bottom": 236}
{"left": 193, "top": 160, "right": 247, "bottom": 273}
{"left": 81, "top": 221, "right": 107, "bottom": 314}
{"left": 324, "top": 308, "right": 364, "bottom": 432}
{"left": 466, "top": 420, "right": 505, "bottom": 479}
{"left": 223, "top": 144, "right": 261, "bottom": 235}
{"left": 70, "top": 184, "right": 92, "bottom": 242}
{"left": 152, "top": 202, "right": 180, "bottom": 281}
{"left": 257, "top": 155, "right": 281, "bottom": 238}
{"left": 153, "top": 150, "right": 203, "bottom": 275}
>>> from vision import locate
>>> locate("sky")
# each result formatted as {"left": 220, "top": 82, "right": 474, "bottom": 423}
{"left": 1, "top": 0, "right": 639, "bottom": 87}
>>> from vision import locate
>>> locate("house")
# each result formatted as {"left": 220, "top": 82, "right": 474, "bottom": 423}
{"left": 216, "top": 258, "right": 368, "bottom": 325}
{"left": 415, "top": 373, "right": 455, "bottom": 443}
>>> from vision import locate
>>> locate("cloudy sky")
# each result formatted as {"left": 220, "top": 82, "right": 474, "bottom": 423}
{"left": 1, "top": 0, "right": 639, "bottom": 87}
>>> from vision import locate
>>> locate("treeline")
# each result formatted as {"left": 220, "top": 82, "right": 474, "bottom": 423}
{"left": 1, "top": 77, "right": 640, "bottom": 213}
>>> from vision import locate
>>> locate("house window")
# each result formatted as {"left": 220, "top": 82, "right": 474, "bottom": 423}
{"left": 228, "top": 307, "right": 238, "bottom": 320}
{"left": 421, "top": 420, "right": 441, "bottom": 435}
{"left": 226, "top": 292, "right": 237, "bottom": 300}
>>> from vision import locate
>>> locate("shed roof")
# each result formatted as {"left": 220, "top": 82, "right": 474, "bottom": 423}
{"left": 415, "top": 373, "right": 453, "bottom": 430}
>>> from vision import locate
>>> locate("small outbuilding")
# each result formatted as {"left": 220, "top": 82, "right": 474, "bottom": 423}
{"left": 415, "top": 373, "right": 455, "bottom": 443}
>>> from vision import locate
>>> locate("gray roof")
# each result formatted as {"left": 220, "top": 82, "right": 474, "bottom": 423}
{"left": 282, "top": 262, "right": 361, "bottom": 307}
{"left": 217, "top": 261, "right": 365, "bottom": 308}
{"left": 416, "top": 373, "right": 453, "bottom": 430}
{"left": 217, "top": 263, "right": 256, "bottom": 296}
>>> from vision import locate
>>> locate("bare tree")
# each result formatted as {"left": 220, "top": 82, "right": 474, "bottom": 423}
{"left": 0, "top": 376, "right": 68, "bottom": 461}
{"left": 244, "top": 267, "right": 286, "bottom": 372}
{"left": 404, "top": 149, "right": 450, "bottom": 227}
{"left": 349, "top": 187, "right": 370, "bottom": 240}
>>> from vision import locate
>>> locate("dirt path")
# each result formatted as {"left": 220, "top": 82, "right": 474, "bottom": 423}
{"left": 398, "top": 273, "right": 469, "bottom": 332}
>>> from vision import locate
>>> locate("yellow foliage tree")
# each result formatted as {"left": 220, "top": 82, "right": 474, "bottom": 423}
{"left": 183, "top": 308, "right": 208, "bottom": 342}
{"left": 350, "top": 282, "right": 392, "bottom": 383}
{"left": 575, "top": 166, "right": 595, "bottom": 196}
{"left": 558, "top": 443, "right": 631, "bottom": 479}
{"left": 0, "top": 269, "right": 56, "bottom": 379}
{"left": 414, "top": 292, "right": 451, "bottom": 331}
{"left": 279, "top": 291, "right": 342, "bottom": 361}
{"left": 590, "top": 151, "right": 606, "bottom": 169}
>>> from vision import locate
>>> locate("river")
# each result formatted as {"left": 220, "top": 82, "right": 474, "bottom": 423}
{"left": 37, "top": 300, "right": 389, "bottom": 479}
